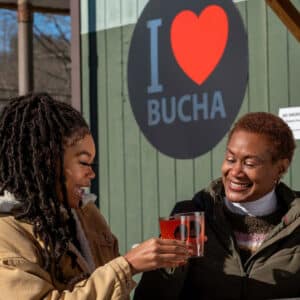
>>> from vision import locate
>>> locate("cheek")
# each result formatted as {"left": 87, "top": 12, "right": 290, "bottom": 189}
{"left": 255, "top": 171, "right": 276, "bottom": 186}
{"left": 64, "top": 168, "right": 73, "bottom": 183}
{"left": 221, "top": 161, "right": 228, "bottom": 176}
{"left": 64, "top": 167, "right": 81, "bottom": 183}
{"left": 249, "top": 169, "right": 269, "bottom": 182}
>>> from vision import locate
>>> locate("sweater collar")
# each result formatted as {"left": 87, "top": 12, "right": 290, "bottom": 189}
{"left": 224, "top": 189, "right": 277, "bottom": 217}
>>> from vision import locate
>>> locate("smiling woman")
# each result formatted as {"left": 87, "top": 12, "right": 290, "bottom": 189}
{"left": 134, "top": 112, "right": 300, "bottom": 300}
{"left": 0, "top": 93, "right": 190, "bottom": 299}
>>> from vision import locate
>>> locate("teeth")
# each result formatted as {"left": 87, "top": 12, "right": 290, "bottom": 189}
{"left": 80, "top": 187, "right": 90, "bottom": 194}
{"left": 75, "top": 188, "right": 84, "bottom": 196}
{"left": 73, "top": 186, "right": 91, "bottom": 199}
{"left": 230, "top": 181, "right": 249, "bottom": 188}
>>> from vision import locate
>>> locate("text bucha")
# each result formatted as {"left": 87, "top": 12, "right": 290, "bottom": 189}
{"left": 147, "top": 90, "right": 226, "bottom": 126}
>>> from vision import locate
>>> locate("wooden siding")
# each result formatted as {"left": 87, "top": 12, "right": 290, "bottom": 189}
{"left": 80, "top": 0, "right": 300, "bottom": 256}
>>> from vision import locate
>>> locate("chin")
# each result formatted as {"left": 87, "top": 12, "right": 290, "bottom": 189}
{"left": 68, "top": 198, "right": 80, "bottom": 208}
{"left": 228, "top": 198, "right": 247, "bottom": 203}
{"left": 225, "top": 191, "right": 251, "bottom": 203}
{"left": 227, "top": 195, "right": 255, "bottom": 203}
{"left": 226, "top": 197, "right": 243, "bottom": 203}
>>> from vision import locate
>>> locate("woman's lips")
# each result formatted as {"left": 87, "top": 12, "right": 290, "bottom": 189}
{"left": 228, "top": 180, "right": 252, "bottom": 191}
{"left": 74, "top": 187, "right": 85, "bottom": 198}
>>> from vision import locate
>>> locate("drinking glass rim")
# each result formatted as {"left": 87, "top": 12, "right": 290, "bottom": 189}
{"left": 159, "top": 215, "right": 178, "bottom": 221}
{"left": 174, "top": 211, "right": 204, "bottom": 217}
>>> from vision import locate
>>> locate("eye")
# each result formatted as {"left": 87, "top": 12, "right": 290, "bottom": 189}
{"left": 80, "top": 161, "right": 97, "bottom": 169}
{"left": 225, "top": 157, "right": 235, "bottom": 163}
{"left": 244, "top": 160, "right": 257, "bottom": 168}
{"left": 245, "top": 162, "right": 254, "bottom": 167}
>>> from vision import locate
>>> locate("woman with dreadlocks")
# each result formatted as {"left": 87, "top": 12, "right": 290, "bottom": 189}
{"left": 0, "top": 93, "right": 190, "bottom": 299}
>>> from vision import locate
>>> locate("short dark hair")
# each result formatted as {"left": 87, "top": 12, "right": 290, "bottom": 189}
{"left": 0, "top": 92, "right": 90, "bottom": 282}
{"left": 228, "top": 112, "right": 296, "bottom": 162}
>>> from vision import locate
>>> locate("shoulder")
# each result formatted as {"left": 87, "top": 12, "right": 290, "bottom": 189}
{"left": 0, "top": 215, "right": 43, "bottom": 263}
{"left": 0, "top": 214, "right": 34, "bottom": 238}
{"left": 172, "top": 179, "right": 223, "bottom": 215}
{"left": 171, "top": 200, "right": 198, "bottom": 215}
{"left": 276, "top": 183, "right": 300, "bottom": 206}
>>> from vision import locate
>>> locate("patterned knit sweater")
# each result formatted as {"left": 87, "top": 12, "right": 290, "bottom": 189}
{"left": 224, "top": 207, "right": 283, "bottom": 264}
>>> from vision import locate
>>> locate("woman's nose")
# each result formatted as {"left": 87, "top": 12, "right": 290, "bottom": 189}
{"left": 87, "top": 167, "right": 96, "bottom": 179}
{"left": 230, "top": 161, "right": 243, "bottom": 175}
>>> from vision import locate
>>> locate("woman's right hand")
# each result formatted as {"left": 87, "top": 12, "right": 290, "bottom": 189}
{"left": 123, "top": 238, "right": 190, "bottom": 275}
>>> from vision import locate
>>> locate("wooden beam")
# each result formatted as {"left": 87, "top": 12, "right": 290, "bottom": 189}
{"left": 0, "top": 3, "right": 69, "bottom": 14}
{"left": 266, "top": 0, "right": 300, "bottom": 42}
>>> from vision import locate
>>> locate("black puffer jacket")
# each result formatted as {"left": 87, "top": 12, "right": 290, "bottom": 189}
{"left": 134, "top": 179, "right": 300, "bottom": 300}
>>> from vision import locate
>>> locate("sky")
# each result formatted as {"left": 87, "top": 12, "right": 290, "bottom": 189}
{"left": 34, "top": 12, "right": 70, "bottom": 40}
{"left": 0, "top": 9, "right": 70, "bottom": 52}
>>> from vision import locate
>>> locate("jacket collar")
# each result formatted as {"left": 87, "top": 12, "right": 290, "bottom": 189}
{"left": 192, "top": 178, "right": 224, "bottom": 217}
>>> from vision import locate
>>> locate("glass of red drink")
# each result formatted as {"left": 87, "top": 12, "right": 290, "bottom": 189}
{"left": 174, "top": 212, "right": 205, "bottom": 257}
{"left": 159, "top": 212, "right": 205, "bottom": 257}
{"left": 159, "top": 216, "right": 182, "bottom": 240}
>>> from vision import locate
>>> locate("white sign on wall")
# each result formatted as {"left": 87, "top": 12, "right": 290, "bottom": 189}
{"left": 279, "top": 107, "right": 300, "bottom": 140}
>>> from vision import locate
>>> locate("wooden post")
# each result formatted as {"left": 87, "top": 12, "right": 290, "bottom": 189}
{"left": 71, "top": 0, "right": 82, "bottom": 111}
{"left": 18, "top": 0, "right": 34, "bottom": 95}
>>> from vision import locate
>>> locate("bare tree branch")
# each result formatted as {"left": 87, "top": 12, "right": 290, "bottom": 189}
{"left": 49, "top": 14, "right": 70, "bottom": 46}
{"left": 0, "top": 9, "right": 71, "bottom": 103}
{"left": 34, "top": 25, "right": 70, "bottom": 63}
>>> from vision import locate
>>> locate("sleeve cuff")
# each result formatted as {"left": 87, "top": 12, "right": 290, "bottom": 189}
{"left": 108, "top": 256, "right": 137, "bottom": 293}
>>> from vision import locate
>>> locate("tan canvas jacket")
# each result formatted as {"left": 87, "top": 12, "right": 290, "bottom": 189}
{"left": 0, "top": 193, "right": 135, "bottom": 300}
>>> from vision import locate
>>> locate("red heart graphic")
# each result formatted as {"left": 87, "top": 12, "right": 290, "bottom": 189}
{"left": 170, "top": 5, "right": 229, "bottom": 85}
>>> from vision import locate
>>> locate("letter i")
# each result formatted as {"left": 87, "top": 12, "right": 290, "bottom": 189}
{"left": 147, "top": 19, "right": 163, "bottom": 94}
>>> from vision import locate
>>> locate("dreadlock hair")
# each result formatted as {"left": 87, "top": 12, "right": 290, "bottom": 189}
{"left": 0, "top": 92, "right": 90, "bottom": 282}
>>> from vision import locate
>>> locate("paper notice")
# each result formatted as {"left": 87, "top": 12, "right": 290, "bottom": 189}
{"left": 279, "top": 107, "right": 300, "bottom": 140}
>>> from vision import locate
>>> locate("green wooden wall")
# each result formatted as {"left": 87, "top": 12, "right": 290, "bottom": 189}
{"left": 80, "top": 0, "right": 300, "bottom": 255}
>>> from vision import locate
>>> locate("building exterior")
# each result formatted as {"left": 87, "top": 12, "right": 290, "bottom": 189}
{"left": 0, "top": 0, "right": 70, "bottom": 107}
{"left": 10, "top": 0, "right": 299, "bottom": 256}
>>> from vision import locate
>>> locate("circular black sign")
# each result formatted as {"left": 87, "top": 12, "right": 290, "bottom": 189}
{"left": 128, "top": 0, "right": 248, "bottom": 159}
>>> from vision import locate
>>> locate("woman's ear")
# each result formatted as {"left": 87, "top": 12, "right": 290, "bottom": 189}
{"left": 278, "top": 158, "right": 290, "bottom": 177}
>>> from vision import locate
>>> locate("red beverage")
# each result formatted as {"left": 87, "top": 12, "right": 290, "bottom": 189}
{"left": 159, "top": 217, "right": 181, "bottom": 239}
{"left": 159, "top": 212, "right": 205, "bottom": 257}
